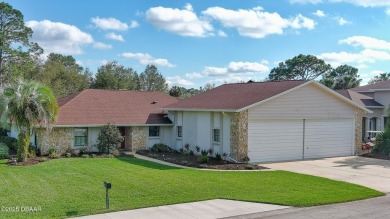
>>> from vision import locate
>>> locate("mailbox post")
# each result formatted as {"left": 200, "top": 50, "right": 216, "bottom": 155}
{"left": 104, "top": 181, "right": 112, "bottom": 209}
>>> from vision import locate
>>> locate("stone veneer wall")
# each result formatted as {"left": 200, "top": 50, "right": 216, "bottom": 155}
{"left": 230, "top": 110, "right": 248, "bottom": 161}
{"left": 37, "top": 128, "right": 73, "bottom": 155}
{"left": 355, "top": 109, "right": 366, "bottom": 155}
{"left": 125, "top": 126, "right": 147, "bottom": 151}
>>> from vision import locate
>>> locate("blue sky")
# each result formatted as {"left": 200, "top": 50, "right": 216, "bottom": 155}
{"left": 5, "top": 0, "right": 390, "bottom": 88}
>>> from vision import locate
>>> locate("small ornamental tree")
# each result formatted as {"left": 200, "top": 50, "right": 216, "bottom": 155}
{"left": 97, "top": 123, "right": 124, "bottom": 154}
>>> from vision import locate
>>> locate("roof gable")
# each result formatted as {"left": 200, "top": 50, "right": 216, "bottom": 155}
{"left": 56, "top": 89, "right": 178, "bottom": 126}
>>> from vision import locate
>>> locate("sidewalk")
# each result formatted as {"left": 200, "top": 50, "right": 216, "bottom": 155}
{"left": 76, "top": 199, "right": 290, "bottom": 219}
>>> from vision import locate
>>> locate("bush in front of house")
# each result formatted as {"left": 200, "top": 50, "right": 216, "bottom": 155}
{"left": 0, "top": 136, "right": 17, "bottom": 151}
{"left": 198, "top": 155, "right": 209, "bottom": 163}
{"left": 97, "top": 123, "right": 124, "bottom": 154}
{"left": 151, "top": 143, "right": 170, "bottom": 152}
{"left": 0, "top": 143, "right": 9, "bottom": 159}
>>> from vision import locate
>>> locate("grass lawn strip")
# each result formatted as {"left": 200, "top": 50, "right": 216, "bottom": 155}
{"left": 0, "top": 158, "right": 383, "bottom": 218}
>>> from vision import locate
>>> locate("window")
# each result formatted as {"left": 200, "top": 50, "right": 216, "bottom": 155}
{"left": 177, "top": 126, "right": 182, "bottom": 138}
{"left": 74, "top": 128, "right": 88, "bottom": 147}
{"left": 213, "top": 129, "right": 220, "bottom": 142}
{"left": 149, "top": 126, "right": 160, "bottom": 137}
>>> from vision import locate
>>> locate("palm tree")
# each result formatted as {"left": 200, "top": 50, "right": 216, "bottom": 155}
{"left": 0, "top": 79, "right": 58, "bottom": 161}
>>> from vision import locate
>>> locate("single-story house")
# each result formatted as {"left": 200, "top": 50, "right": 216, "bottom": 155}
{"left": 163, "top": 80, "right": 371, "bottom": 162}
{"left": 10, "top": 89, "right": 179, "bottom": 155}
{"left": 337, "top": 81, "right": 390, "bottom": 141}
{"left": 10, "top": 80, "right": 372, "bottom": 163}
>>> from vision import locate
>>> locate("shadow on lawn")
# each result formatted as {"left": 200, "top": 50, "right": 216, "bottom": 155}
{"left": 115, "top": 157, "right": 182, "bottom": 171}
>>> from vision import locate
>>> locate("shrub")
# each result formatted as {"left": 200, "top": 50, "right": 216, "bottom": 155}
{"left": 97, "top": 123, "right": 124, "bottom": 154}
{"left": 0, "top": 143, "right": 9, "bottom": 159}
{"left": 189, "top": 150, "right": 194, "bottom": 156}
{"left": 65, "top": 153, "right": 72, "bottom": 158}
{"left": 151, "top": 143, "right": 170, "bottom": 152}
{"left": 200, "top": 149, "right": 208, "bottom": 156}
{"left": 215, "top": 153, "right": 222, "bottom": 161}
{"left": 107, "top": 154, "right": 114, "bottom": 158}
{"left": 27, "top": 144, "right": 37, "bottom": 158}
{"left": 48, "top": 148, "right": 57, "bottom": 157}
{"left": 91, "top": 154, "right": 97, "bottom": 158}
{"left": 81, "top": 154, "right": 90, "bottom": 158}
{"left": 0, "top": 136, "right": 17, "bottom": 151}
{"left": 179, "top": 148, "right": 184, "bottom": 154}
{"left": 208, "top": 148, "right": 214, "bottom": 156}
{"left": 198, "top": 155, "right": 209, "bottom": 163}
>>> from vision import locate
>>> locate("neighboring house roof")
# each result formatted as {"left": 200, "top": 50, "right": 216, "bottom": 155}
{"left": 351, "top": 80, "right": 390, "bottom": 92}
{"left": 336, "top": 89, "right": 384, "bottom": 108}
{"left": 55, "top": 89, "right": 178, "bottom": 127}
{"left": 164, "top": 80, "right": 371, "bottom": 113}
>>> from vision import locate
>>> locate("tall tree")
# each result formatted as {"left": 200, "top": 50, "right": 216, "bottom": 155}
{"left": 268, "top": 54, "right": 332, "bottom": 81}
{"left": 40, "top": 53, "right": 90, "bottom": 97}
{"left": 0, "top": 80, "right": 58, "bottom": 161}
{"left": 139, "top": 65, "right": 168, "bottom": 92}
{"left": 169, "top": 86, "right": 182, "bottom": 97}
{"left": 368, "top": 72, "right": 390, "bottom": 84}
{"left": 200, "top": 82, "right": 215, "bottom": 92}
{"left": 0, "top": 2, "right": 42, "bottom": 83}
{"left": 320, "top": 65, "right": 361, "bottom": 90}
{"left": 92, "top": 61, "right": 139, "bottom": 90}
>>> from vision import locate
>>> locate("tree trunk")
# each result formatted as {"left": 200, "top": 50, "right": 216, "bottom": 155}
{"left": 17, "top": 132, "right": 30, "bottom": 162}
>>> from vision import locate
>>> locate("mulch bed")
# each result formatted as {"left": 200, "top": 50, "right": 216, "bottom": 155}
{"left": 136, "top": 150, "right": 268, "bottom": 170}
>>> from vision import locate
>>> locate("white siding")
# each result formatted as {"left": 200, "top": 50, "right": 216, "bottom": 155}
{"left": 222, "top": 114, "right": 231, "bottom": 156}
{"left": 249, "top": 83, "right": 356, "bottom": 120}
{"left": 374, "top": 91, "right": 390, "bottom": 108}
{"left": 197, "top": 112, "right": 211, "bottom": 151}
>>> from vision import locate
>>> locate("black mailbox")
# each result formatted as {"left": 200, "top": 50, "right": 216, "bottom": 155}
{"left": 104, "top": 181, "right": 112, "bottom": 189}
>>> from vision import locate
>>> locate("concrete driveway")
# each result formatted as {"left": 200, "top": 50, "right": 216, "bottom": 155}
{"left": 262, "top": 156, "right": 390, "bottom": 193}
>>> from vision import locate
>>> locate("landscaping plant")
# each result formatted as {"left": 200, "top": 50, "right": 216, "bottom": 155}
{"left": 97, "top": 123, "right": 124, "bottom": 154}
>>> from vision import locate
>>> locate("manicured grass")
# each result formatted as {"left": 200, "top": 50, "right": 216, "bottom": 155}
{"left": 0, "top": 158, "right": 383, "bottom": 218}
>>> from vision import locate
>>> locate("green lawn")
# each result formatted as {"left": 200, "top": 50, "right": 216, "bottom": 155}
{"left": 0, "top": 157, "right": 383, "bottom": 218}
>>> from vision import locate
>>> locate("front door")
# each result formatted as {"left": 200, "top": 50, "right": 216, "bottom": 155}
{"left": 119, "top": 127, "right": 125, "bottom": 149}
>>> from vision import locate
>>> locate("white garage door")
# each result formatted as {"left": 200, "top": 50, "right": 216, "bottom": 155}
{"left": 248, "top": 120, "right": 303, "bottom": 162}
{"left": 304, "top": 119, "right": 353, "bottom": 159}
{"left": 248, "top": 119, "right": 353, "bottom": 162}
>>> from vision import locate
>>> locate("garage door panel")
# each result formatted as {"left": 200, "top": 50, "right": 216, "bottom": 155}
{"left": 304, "top": 119, "right": 353, "bottom": 159}
{"left": 248, "top": 120, "right": 303, "bottom": 162}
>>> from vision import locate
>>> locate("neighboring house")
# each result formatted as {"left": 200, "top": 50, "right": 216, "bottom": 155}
{"left": 13, "top": 89, "right": 179, "bottom": 155}
{"left": 164, "top": 80, "right": 370, "bottom": 162}
{"left": 337, "top": 81, "right": 390, "bottom": 142}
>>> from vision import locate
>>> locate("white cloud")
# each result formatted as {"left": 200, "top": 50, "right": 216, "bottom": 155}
{"left": 186, "top": 72, "right": 204, "bottom": 79}
{"left": 26, "top": 20, "right": 94, "bottom": 55}
{"left": 91, "top": 17, "right": 130, "bottom": 31}
{"left": 202, "top": 7, "right": 315, "bottom": 38}
{"left": 129, "top": 20, "right": 139, "bottom": 28}
{"left": 313, "top": 10, "right": 326, "bottom": 17}
{"left": 329, "top": 0, "right": 390, "bottom": 7}
{"left": 167, "top": 76, "right": 194, "bottom": 87}
{"left": 105, "top": 32, "right": 125, "bottom": 42}
{"left": 339, "top": 36, "right": 390, "bottom": 51}
{"left": 290, "top": 14, "right": 316, "bottom": 29}
{"left": 218, "top": 30, "right": 227, "bottom": 37}
{"left": 290, "top": 0, "right": 323, "bottom": 4}
{"left": 146, "top": 4, "right": 213, "bottom": 37}
{"left": 203, "top": 66, "right": 228, "bottom": 76}
{"left": 228, "top": 61, "right": 269, "bottom": 73}
{"left": 335, "top": 17, "right": 351, "bottom": 25}
{"left": 120, "top": 52, "right": 175, "bottom": 67}
{"left": 93, "top": 42, "right": 112, "bottom": 50}
{"left": 318, "top": 49, "right": 390, "bottom": 66}
{"left": 386, "top": 8, "right": 390, "bottom": 15}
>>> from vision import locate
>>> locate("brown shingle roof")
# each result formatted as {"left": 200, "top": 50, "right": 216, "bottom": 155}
{"left": 55, "top": 89, "right": 178, "bottom": 126}
{"left": 164, "top": 80, "right": 308, "bottom": 111}
{"left": 336, "top": 89, "right": 383, "bottom": 107}
{"left": 351, "top": 81, "right": 390, "bottom": 92}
